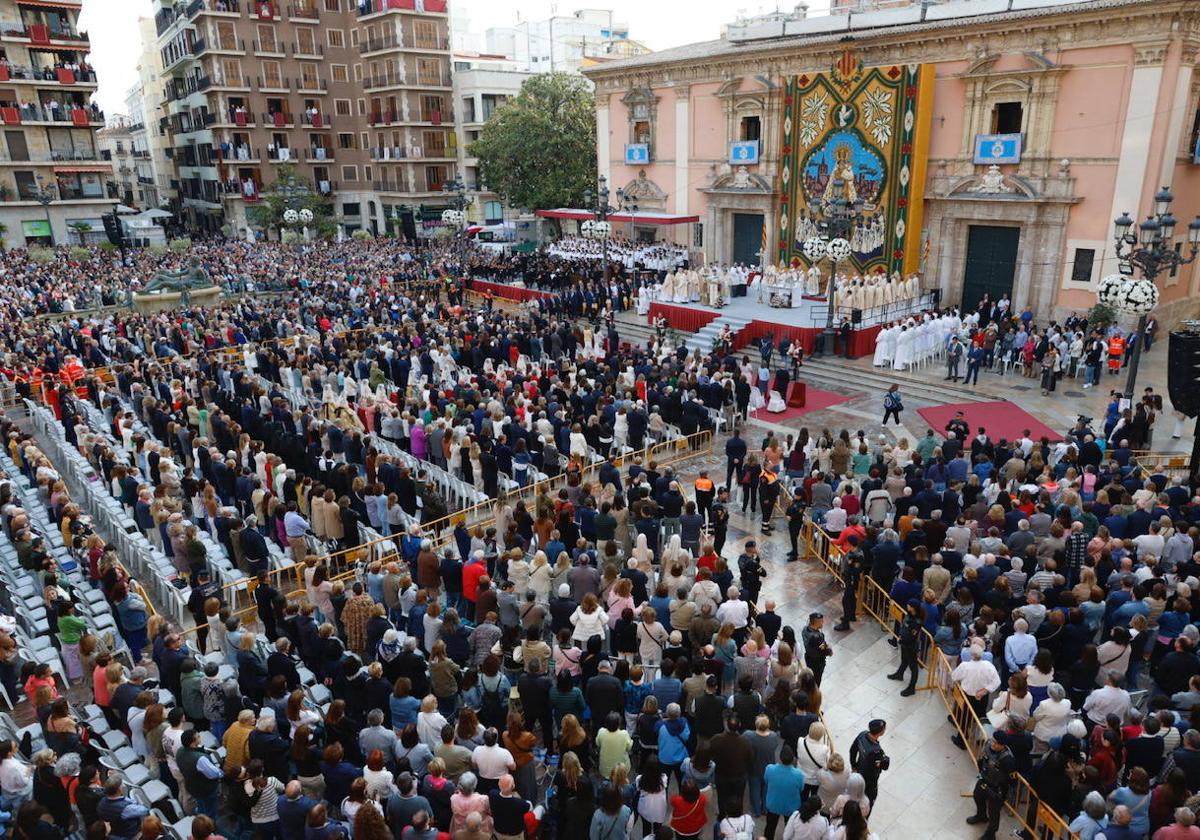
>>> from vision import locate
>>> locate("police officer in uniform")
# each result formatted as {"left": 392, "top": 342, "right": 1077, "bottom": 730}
{"left": 711, "top": 488, "right": 730, "bottom": 556}
{"left": 737, "top": 541, "right": 767, "bottom": 606}
{"left": 850, "top": 719, "right": 889, "bottom": 805}
{"left": 967, "top": 735, "right": 1016, "bottom": 840}
{"left": 785, "top": 490, "right": 807, "bottom": 560}
{"left": 835, "top": 535, "right": 864, "bottom": 632}
{"left": 801, "top": 612, "right": 833, "bottom": 685}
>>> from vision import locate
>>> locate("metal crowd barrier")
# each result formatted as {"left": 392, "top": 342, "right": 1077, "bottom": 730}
{"left": 801, "top": 517, "right": 1079, "bottom": 840}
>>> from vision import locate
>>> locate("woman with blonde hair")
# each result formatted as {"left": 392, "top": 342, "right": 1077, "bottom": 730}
{"left": 528, "top": 551, "right": 552, "bottom": 603}
{"left": 558, "top": 714, "right": 589, "bottom": 770}
{"left": 817, "top": 752, "right": 850, "bottom": 811}
{"left": 796, "top": 721, "right": 830, "bottom": 799}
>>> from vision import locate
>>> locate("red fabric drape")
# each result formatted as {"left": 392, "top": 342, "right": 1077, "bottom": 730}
{"left": 469, "top": 280, "right": 553, "bottom": 302}
{"left": 56, "top": 67, "right": 74, "bottom": 85}
{"left": 646, "top": 302, "right": 721, "bottom": 334}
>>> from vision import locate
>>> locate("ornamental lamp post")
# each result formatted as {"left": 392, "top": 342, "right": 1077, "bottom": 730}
{"left": 803, "top": 181, "right": 864, "bottom": 356}
{"left": 441, "top": 176, "right": 468, "bottom": 267}
{"left": 583, "top": 176, "right": 634, "bottom": 284}
{"left": 1107, "top": 186, "right": 1200, "bottom": 404}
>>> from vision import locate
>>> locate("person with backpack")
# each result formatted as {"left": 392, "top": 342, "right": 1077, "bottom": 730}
{"left": 882, "top": 385, "right": 903, "bottom": 427}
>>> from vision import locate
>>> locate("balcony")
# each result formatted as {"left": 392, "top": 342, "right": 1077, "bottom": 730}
{"left": 300, "top": 112, "right": 328, "bottom": 129}
{"left": 221, "top": 146, "right": 260, "bottom": 163}
{"left": 196, "top": 75, "right": 212, "bottom": 91}
{"left": 0, "top": 148, "right": 100, "bottom": 163}
{"left": 316, "top": 178, "right": 335, "bottom": 194}
{"left": 225, "top": 108, "right": 257, "bottom": 126}
{"left": 132, "top": 150, "right": 151, "bottom": 158}
{"left": 266, "top": 147, "right": 297, "bottom": 162}
{"left": 252, "top": 39, "right": 285, "bottom": 56}
{"left": 411, "top": 36, "right": 450, "bottom": 51}
{"left": 5, "top": 104, "right": 104, "bottom": 125}
{"left": 364, "top": 70, "right": 450, "bottom": 90}
{"left": 367, "top": 110, "right": 397, "bottom": 125}
{"left": 138, "top": 175, "right": 154, "bottom": 185}
{"left": 256, "top": 76, "right": 291, "bottom": 92}
{"left": 360, "top": 34, "right": 402, "bottom": 54}
{"left": 357, "top": 0, "right": 447, "bottom": 15}
{"left": 1, "top": 25, "right": 90, "bottom": 46}
{"left": 287, "top": 2, "right": 319, "bottom": 20}
{"left": 190, "top": 37, "right": 207, "bottom": 54}
{"left": 261, "top": 111, "right": 294, "bottom": 127}
{"left": 202, "top": 112, "right": 218, "bottom": 126}
{"left": 209, "top": 73, "right": 251, "bottom": 89}
{"left": 209, "top": 37, "right": 245, "bottom": 52}
{"left": 372, "top": 179, "right": 402, "bottom": 192}
{"left": 189, "top": 0, "right": 240, "bottom": 17}
{"left": 303, "top": 147, "right": 333, "bottom": 162}
{"left": 418, "top": 108, "right": 450, "bottom": 125}
{"left": 370, "top": 146, "right": 408, "bottom": 161}
{"left": 291, "top": 41, "right": 322, "bottom": 58}
{"left": 296, "top": 76, "right": 327, "bottom": 93}
{"left": 0, "top": 65, "right": 99, "bottom": 85}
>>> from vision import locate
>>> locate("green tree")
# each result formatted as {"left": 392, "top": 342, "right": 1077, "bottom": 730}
{"left": 468, "top": 73, "right": 596, "bottom": 213}
{"left": 67, "top": 221, "right": 92, "bottom": 245}
{"left": 246, "top": 163, "right": 335, "bottom": 238}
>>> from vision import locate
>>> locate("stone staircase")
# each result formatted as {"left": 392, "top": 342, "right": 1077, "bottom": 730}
{"left": 684, "top": 313, "right": 753, "bottom": 354}
{"left": 799, "top": 355, "right": 997, "bottom": 406}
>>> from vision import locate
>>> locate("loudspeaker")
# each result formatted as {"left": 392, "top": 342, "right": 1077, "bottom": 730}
{"left": 1168, "top": 329, "right": 1200, "bottom": 418}
{"left": 101, "top": 212, "right": 124, "bottom": 246}
{"left": 851, "top": 308, "right": 863, "bottom": 325}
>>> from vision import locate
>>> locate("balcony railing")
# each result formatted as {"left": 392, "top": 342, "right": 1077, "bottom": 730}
{"left": 367, "top": 110, "right": 398, "bottom": 125}
{"left": 287, "top": 2, "right": 318, "bottom": 18}
{"left": 317, "top": 179, "right": 335, "bottom": 194}
{"left": 303, "top": 147, "right": 333, "bottom": 162}
{"left": 1, "top": 25, "right": 89, "bottom": 44}
{"left": 372, "top": 179, "right": 401, "bottom": 192}
{"left": 261, "top": 111, "right": 294, "bottom": 127}
{"left": 221, "top": 146, "right": 260, "bottom": 162}
{"left": 0, "top": 148, "right": 99, "bottom": 163}
{"left": 300, "top": 112, "right": 328, "bottom": 128}
{"left": 412, "top": 36, "right": 450, "bottom": 50}
{"left": 252, "top": 39, "right": 285, "bottom": 54}
{"left": 257, "top": 76, "right": 290, "bottom": 91}
{"left": 361, "top": 34, "right": 403, "bottom": 52}
{"left": 266, "top": 147, "right": 296, "bottom": 161}
{"left": 190, "top": 37, "right": 207, "bottom": 54}
{"left": 291, "top": 41, "right": 322, "bottom": 57}
{"left": 210, "top": 73, "right": 251, "bottom": 88}
{"left": 296, "top": 76, "right": 327, "bottom": 92}
{"left": 189, "top": 0, "right": 240, "bottom": 16}
{"left": 370, "top": 146, "right": 408, "bottom": 160}
{"left": 0, "top": 64, "right": 98, "bottom": 84}
{"left": 226, "top": 108, "right": 256, "bottom": 126}
{"left": 5, "top": 103, "right": 103, "bottom": 124}
{"left": 357, "top": 0, "right": 447, "bottom": 14}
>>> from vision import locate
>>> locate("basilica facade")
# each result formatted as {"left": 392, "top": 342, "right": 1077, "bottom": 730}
{"left": 581, "top": 0, "right": 1200, "bottom": 325}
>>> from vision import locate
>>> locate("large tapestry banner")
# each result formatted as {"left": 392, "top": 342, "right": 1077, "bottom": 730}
{"left": 777, "top": 53, "right": 933, "bottom": 277}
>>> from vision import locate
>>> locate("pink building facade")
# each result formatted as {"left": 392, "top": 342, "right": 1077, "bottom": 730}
{"left": 583, "top": 0, "right": 1200, "bottom": 324}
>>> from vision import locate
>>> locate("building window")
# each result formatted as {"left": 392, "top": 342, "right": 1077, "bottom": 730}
{"left": 350, "top": 29, "right": 358, "bottom": 47}
{"left": 483, "top": 200, "right": 503, "bottom": 224}
{"left": 327, "top": 29, "right": 344, "bottom": 48}
{"left": 338, "top": 132, "right": 355, "bottom": 149}
{"left": 342, "top": 202, "right": 360, "bottom": 216}
{"left": 364, "top": 165, "right": 372, "bottom": 181}
{"left": 992, "top": 101, "right": 1023, "bottom": 134}
{"left": 462, "top": 97, "right": 476, "bottom": 123}
{"left": 1070, "top": 248, "right": 1095, "bottom": 283}
{"left": 331, "top": 64, "right": 349, "bottom": 83}
{"left": 341, "top": 167, "right": 357, "bottom": 182}
{"left": 740, "top": 116, "right": 761, "bottom": 142}
{"left": 425, "top": 165, "right": 445, "bottom": 191}
{"left": 323, "top": 0, "right": 339, "bottom": 10}
{"left": 335, "top": 99, "right": 351, "bottom": 116}
{"left": 1171, "top": 241, "right": 1183, "bottom": 279}
{"left": 357, "top": 98, "right": 366, "bottom": 115}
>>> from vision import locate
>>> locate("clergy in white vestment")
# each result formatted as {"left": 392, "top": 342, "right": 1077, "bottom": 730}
{"left": 636, "top": 285, "right": 651, "bottom": 315}
{"left": 893, "top": 323, "right": 915, "bottom": 370}
{"left": 873, "top": 323, "right": 893, "bottom": 367}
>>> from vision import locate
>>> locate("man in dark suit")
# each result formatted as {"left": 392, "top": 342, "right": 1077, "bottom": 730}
{"left": 756, "top": 600, "right": 782, "bottom": 647}
{"left": 267, "top": 637, "right": 302, "bottom": 690}
{"left": 517, "top": 659, "right": 553, "bottom": 749}
{"left": 584, "top": 660, "right": 624, "bottom": 737}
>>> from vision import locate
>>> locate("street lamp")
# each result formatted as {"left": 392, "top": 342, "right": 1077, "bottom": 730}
{"left": 583, "top": 175, "right": 637, "bottom": 283}
{"left": 441, "top": 176, "right": 469, "bottom": 267}
{"left": 1104, "top": 186, "right": 1200, "bottom": 403}
{"left": 277, "top": 176, "right": 313, "bottom": 240}
{"left": 33, "top": 174, "right": 55, "bottom": 245}
{"left": 803, "top": 180, "right": 864, "bottom": 355}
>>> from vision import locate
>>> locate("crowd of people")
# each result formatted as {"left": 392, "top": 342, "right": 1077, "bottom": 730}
{"left": 1, "top": 236, "right": 1199, "bottom": 840}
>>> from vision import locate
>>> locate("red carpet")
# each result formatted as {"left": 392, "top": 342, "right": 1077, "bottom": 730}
{"left": 917, "top": 400, "right": 1064, "bottom": 443}
{"left": 752, "top": 384, "right": 851, "bottom": 421}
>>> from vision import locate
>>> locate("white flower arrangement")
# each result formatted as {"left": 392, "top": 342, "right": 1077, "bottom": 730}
{"left": 827, "top": 237, "right": 852, "bottom": 261}
{"left": 802, "top": 236, "right": 827, "bottom": 262}
{"left": 1116, "top": 278, "right": 1159, "bottom": 314}
{"left": 1096, "top": 273, "right": 1127, "bottom": 307}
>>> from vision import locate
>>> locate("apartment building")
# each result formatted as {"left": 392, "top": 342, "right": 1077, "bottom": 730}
{"left": 129, "top": 16, "right": 172, "bottom": 212}
{"left": 451, "top": 51, "right": 528, "bottom": 226}
{"left": 0, "top": 0, "right": 112, "bottom": 246}
{"left": 96, "top": 116, "right": 134, "bottom": 208}
{"left": 152, "top": 0, "right": 455, "bottom": 238}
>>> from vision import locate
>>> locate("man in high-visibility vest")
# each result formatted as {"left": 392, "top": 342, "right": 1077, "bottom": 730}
{"left": 694, "top": 471, "right": 715, "bottom": 524}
